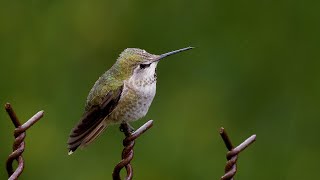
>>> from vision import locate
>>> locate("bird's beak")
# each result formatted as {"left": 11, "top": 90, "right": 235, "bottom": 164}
{"left": 155, "top": 47, "right": 194, "bottom": 62}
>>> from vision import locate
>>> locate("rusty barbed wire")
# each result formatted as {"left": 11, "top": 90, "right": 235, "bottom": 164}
{"left": 4, "top": 103, "right": 44, "bottom": 180}
{"left": 112, "top": 120, "right": 153, "bottom": 180}
{"left": 219, "top": 127, "right": 256, "bottom": 180}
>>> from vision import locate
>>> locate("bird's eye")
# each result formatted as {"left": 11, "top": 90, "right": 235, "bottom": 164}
{"left": 140, "top": 63, "right": 151, "bottom": 69}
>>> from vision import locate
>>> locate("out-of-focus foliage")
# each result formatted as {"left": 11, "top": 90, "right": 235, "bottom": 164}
{"left": 1, "top": 0, "right": 319, "bottom": 179}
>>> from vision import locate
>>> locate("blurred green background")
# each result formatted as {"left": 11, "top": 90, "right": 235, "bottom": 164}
{"left": 1, "top": 0, "right": 319, "bottom": 179}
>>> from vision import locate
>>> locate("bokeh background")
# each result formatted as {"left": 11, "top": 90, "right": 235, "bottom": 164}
{"left": 1, "top": 0, "right": 319, "bottom": 179}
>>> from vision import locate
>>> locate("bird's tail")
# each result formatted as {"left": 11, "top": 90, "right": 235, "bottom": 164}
{"left": 82, "top": 121, "right": 109, "bottom": 147}
{"left": 68, "top": 120, "right": 109, "bottom": 155}
{"left": 67, "top": 105, "right": 111, "bottom": 155}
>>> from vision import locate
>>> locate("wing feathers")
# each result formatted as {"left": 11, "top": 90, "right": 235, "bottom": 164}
{"left": 67, "top": 85, "right": 123, "bottom": 154}
{"left": 82, "top": 121, "right": 108, "bottom": 148}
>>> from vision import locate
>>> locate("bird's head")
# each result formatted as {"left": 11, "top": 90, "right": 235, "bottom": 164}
{"left": 115, "top": 47, "right": 193, "bottom": 79}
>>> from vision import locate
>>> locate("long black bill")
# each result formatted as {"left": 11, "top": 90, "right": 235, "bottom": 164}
{"left": 157, "top": 47, "right": 194, "bottom": 61}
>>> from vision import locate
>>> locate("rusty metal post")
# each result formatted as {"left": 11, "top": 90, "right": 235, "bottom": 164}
{"left": 219, "top": 127, "right": 256, "bottom": 180}
{"left": 112, "top": 120, "right": 153, "bottom": 180}
{"left": 5, "top": 103, "right": 44, "bottom": 180}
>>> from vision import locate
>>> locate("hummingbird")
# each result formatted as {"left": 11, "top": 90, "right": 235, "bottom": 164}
{"left": 67, "top": 47, "right": 193, "bottom": 154}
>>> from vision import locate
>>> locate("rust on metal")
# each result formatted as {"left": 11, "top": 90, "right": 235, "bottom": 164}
{"left": 112, "top": 120, "right": 153, "bottom": 180}
{"left": 5, "top": 103, "right": 44, "bottom": 180}
{"left": 219, "top": 127, "right": 256, "bottom": 180}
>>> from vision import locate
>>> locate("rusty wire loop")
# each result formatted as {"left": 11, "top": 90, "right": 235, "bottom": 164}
{"left": 4, "top": 103, "right": 44, "bottom": 180}
{"left": 112, "top": 120, "right": 153, "bottom": 180}
{"left": 219, "top": 127, "right": 256, "bottom": 180}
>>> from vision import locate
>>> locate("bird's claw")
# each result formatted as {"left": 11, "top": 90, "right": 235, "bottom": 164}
{"left": 127, "top": 124, "right": 135, "bottom": 133}
{"left": 119, "top": 122, "right": 135, "bottom": 134}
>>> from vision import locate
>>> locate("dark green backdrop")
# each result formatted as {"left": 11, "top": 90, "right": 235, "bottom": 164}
{"left": 1, "top": 0, "right": 319, "bottom": 179}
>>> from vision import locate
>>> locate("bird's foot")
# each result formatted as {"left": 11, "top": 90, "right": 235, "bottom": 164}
{"left": 126, "top": 123, "right": 135, "bottom": 133}
{"left": 119, "top": 122, "right": 135, "bottom": 134}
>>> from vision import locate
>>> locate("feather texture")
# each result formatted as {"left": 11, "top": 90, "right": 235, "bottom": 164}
{"left": 67, "top": 85, "right": 123, "bottom": 154}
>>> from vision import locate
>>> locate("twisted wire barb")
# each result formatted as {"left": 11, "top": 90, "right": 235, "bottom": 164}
{"left": 112, "top": 120, "right": 153, "bottom": 180}
{"left": 219, "top": 127, "right": 256, "bottom": 180}
{"left": 4, "top": 103, "right": 44, "bottom": 180}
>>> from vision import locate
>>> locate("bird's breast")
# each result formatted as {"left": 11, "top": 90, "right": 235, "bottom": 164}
{"left": 107, "top": 78, "right": 156, "bottom": 123}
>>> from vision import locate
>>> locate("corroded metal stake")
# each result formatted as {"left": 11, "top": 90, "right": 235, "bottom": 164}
{"left": 5, "top": 103, "right": 44, "bottom": 180}
{"left": 219, "top": 127, "right": 256, "bottom": 180}
{"left": 112, "top": 120, "right": 153, "bottom": 180}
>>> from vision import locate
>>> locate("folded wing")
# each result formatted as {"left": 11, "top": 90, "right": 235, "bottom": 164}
{"left": 67, "top": 85, "right": 123, "bottom": 154}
